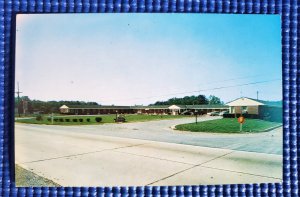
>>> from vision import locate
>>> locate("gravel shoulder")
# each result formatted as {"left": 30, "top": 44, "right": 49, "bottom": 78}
{"left": 15, "top": 164, "right": 60, "bottom": 187}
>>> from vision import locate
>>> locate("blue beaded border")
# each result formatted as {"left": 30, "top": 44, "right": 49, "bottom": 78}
{"left": 0, "top": 0, "right": 296, "bottom": 196}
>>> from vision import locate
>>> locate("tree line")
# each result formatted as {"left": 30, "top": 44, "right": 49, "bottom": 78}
{"left": 15, "top": 94, "right": 223, "bottom": 115}
{"left": 15, "top": 96, "right": 99, "bottom": 115}
{"left": 150, "top": 95, "right": 223, "bottom": 106}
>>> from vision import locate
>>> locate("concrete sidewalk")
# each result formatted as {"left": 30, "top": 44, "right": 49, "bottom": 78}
{"left": 17, "top": 131, "right": 282, "bottom": 186}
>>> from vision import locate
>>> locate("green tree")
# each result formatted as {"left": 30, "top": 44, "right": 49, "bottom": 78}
{"left": 151, "top": 94, "right": 209, "bottom": 105}
{"left": 208, "top": 95, "right": 223, "bottom": 105}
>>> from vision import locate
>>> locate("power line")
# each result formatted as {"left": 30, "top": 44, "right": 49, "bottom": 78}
{"left": 99, "top": 78, "right": 281, "bottom": 103}
{"left": 199, "top": 74, "right": 266, "bottom": 86}
{"left": 155, "top": 74, "right": 267, "bottom": 98}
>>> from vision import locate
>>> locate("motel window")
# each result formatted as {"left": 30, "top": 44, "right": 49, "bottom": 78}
{"left": 241, "top": 106, "right": 248, "bottom": 114}
{"left": 242, "top": 106, "right": 248, "bottom": 110}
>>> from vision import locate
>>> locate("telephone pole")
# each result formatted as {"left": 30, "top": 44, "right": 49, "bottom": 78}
{"left": 15, "top": 82, "right": 22, "bottom": 117}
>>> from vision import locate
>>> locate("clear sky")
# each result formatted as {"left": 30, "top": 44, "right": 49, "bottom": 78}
{"left": 16, "top": 14, "right": 281, "bottom": 105}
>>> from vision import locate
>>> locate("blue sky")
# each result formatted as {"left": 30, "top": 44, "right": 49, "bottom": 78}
{"left": 16, "top": 14, "right": 281, "bottom": 105}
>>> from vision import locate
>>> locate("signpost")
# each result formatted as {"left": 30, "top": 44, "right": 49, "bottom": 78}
{"left": 238, "top": 116, "right": 245, "bottom": 131}
{"left": 51, "top": 113, "right": 54, "bottom": 125}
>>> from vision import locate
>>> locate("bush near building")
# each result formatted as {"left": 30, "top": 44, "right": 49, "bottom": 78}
{"left": 36, "top": 115, "right": 43, "bottom": 121}
{"left": 95, "top": 117, "right": 102, "bottom": 122}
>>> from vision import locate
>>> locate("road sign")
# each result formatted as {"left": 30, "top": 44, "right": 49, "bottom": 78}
{"left": 238, "top": 116, "right": 245, "bottom": 124}
{"left": 238, "top": 116, "right": 245, "bottom": 131}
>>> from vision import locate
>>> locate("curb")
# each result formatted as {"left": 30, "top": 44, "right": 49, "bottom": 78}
{"left": 258, "top": 124, "right": 282, "bottom": 133}
{"left": 170, "top": 123, "right": 282, "bottom": 134}
{"left": 170, "top": 125, "right": 176, "bottom": 130}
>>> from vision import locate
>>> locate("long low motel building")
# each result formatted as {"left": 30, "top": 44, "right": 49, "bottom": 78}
{"left": 59, "top": 97, "right": 282, "bottom": 118}
{"left": 59, "top": 104, "right": 229, "bottom": 115}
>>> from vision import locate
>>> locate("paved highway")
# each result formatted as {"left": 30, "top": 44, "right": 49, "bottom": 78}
{"left": 15, "top": 117, "right": 282, "bottom": 186}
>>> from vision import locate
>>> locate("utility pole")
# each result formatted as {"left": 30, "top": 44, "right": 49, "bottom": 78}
{"left": 15, "top": 82, "right": 22, "bottom": 117}
{"left": 257, "top": 91, "right": 259, "bottom": 100}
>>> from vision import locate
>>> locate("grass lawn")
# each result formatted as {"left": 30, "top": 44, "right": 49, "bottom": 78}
{"left": 15, "top": 114, "right": 187, "bottom": 125}
{"left": 175, "top": 118, "right": 282, "bottom": 133}
{"left": 15, "top": 164, "right": 60, "bottom": 187}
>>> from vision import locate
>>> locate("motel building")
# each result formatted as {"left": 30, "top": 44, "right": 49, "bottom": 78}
{"left": 227, "top": 97, "right": 265, "bottom": 115}
{"left": 59, "top": 97, "right": 282, "bottom": 121}
{"left": 59, "top": 104, "right": 229, "bottom": 115}
{"left": 226, "top": 97, "right": 282, "bottom": 122}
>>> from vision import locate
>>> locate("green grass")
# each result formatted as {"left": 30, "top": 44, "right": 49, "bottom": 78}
{"left": 175, "top": 118, "right": 282, "bottom": 133}
{"left": 15, "top": 114, "right": 187, "bottom": 125}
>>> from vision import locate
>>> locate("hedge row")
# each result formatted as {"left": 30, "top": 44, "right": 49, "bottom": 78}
{"left": 36, "top": 117, "right": 103, "bottom": 123}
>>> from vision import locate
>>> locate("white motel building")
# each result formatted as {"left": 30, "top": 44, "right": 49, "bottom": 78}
{"left": 60, "top": 97, "right": 282, "bottom": 121}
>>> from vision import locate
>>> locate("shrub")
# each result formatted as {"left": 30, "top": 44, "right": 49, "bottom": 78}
{"left": 36, "top": 115, "right": 43, "bottom": 121}
{"left": 79, "top": 118, "right": 83, "bottom": 122}
{"left": 86, "top": 118, "right": 90, "bottom": 122}
{"left": 47, "top": 118, "right": 51, "bottom": 122}
{"left": 54, "top": 118, "right": 58, "bottom": 122}
{"left": 73, "top": 119, "right": 78, "bottom": 122}
{"left": 223, "top": 114, "right": 235, "bottom": 118}
{"left": 65, "top": 119, "right": 70, "bottom": 122}
{"left": 95, "top": 117, "right": 102, "bottom": 122}
{"left": 59, "top": 118, "right": 64, "bottom": 122}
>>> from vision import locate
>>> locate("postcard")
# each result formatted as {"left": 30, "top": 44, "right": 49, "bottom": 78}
{"left": 14, "top": 14, "right": 282, "bottom": 186}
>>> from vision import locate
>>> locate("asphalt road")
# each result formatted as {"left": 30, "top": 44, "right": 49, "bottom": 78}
{"left": 17, "top": 116, "right": 282, "bottom": 155}
{"left": 15, "top": 117, "right": 282, "bottom": 186}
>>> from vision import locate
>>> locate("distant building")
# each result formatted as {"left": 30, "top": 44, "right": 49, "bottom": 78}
{"left": 59, "top": 105, "right": 69, "bottom": 114}
{"left": 227, "top": 97, "right": 264, "bottom": 115}
{"left": 59, "top": 97, "right": 282, "bottom": 121}
{"left": 227, "top": 97, "right": 282, "bottom": 122}
{"left": 59, "top": 104, "right": 228, "bottom": 115}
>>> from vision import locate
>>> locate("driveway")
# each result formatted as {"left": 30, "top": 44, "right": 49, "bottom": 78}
{"left": 20, "top": 116, "right": 281, "bottom": 155}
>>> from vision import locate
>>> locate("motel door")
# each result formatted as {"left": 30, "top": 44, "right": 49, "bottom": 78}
{"left": 171, "top": 109, "right": 179, "bottom": 115}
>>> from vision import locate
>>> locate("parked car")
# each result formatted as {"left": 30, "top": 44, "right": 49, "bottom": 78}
{"left": 207, "top": 111, "right": 219, "bottom": 116}
{"left": 219, "top": 111, "right": 229, "bottom": 116}
{"left": 114, "top": 115, "right": 126, "bottom": 123}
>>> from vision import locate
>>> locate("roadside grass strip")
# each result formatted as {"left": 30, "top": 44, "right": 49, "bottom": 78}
{"left": 15, "top": 114, "right": 188, "bottom": 125}
{"left": 175, "top": 118, "right": 281, "bottom": 133}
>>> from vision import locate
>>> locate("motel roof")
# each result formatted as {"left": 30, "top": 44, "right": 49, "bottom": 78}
{"left": 226, "top": 97, "right": 264, "bottom": 107}
{"left": 64, "top": 105, "right": 131, "bottom": 109}
{"left": 226, "top": 97, "right": 282, "bottom": 108}
{"left": 186, "top": 104, "right": 228, "bottom": 109}
{"left": 61, "top": 104, "right": 228, "bottom": 110}
{"left": 254, "top": 99, "right": 282, "bottom": 107}
{"left": 59, "top": 105, "right": 69, "bottom": 109}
